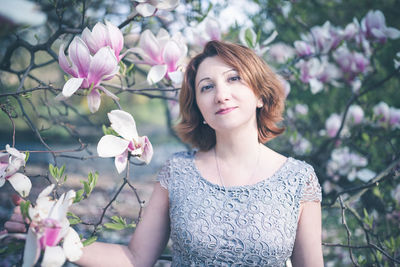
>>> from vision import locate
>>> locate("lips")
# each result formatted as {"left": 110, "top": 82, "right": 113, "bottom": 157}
{"left": 216, "top": 107, "right": 237, "bottom": 115}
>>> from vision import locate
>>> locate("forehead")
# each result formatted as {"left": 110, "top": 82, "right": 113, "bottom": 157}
{"left": 195, "top": 56, "right": 235, "bottom": 84}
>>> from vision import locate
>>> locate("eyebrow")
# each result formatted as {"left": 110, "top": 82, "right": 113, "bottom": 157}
{"left": 196, "top": 68, "right": 237, "bottom": 88}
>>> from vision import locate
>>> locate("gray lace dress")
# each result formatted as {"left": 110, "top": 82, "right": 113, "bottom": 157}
{"left": 158, "top": 151, "right": 322, "bottom": 266}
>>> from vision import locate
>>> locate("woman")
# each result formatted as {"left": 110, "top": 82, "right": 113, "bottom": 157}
{"left": 5, "top": 41, "right": 323, "bottom": 266}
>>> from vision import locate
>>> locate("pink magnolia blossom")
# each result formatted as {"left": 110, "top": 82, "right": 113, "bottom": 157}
{"left": 327, "top": 147, "right": 368, "bottom": 182}
{"left": 97, "top": 110, "right": 154, "bottom": 173}
{"left": 296, "top": 57, "right": 340, "bottom": 94}
{"left": 373, "top": 101, "right": 390, "bottom": 124}
{"left": 343, "top": 20, "right": 359, "bottom": 40}
{"left": 134, "top": 0, "right": 180, "bottom": 17}
{"left": 389, "top": 107, "right": 400, "bottom": 129}
{"left": 23, "top": 184, "right": 82, "bottom": 267}
{"left": 130, "top": 29, "right": 187, "bottom": 84}
{"left": 192, "top": 17, "right": 222, "bottom": 47}
{"left": 81, "top": 21, "right": 124, "bottom": 61}
{"left": 302, "top": 21, "right": 343, "bottom": 54}
{"left": 347, "top": 105, "right": 364, "bottom": 125}
{"left": 294, "top": 40, "right": 314, "bottom": 57}
{"left": 0, "top": 145, "right": 31, "bottom": 197}
{"left": 58, "top": 37, "right": 119, "bottom": 113}
{"left": 361, "top": 10, "right": 400, "bottom": 43}
{"left": 267, "top": 41, "right": 294, "bottom": 64}
{"left": 333, "top": 46, "right": 370, "bottom": 81}
{"left": 325, "top": 113, "right": 342, "bottom": 138}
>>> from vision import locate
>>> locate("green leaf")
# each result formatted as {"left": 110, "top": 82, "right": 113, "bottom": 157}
{"left": 82, "top": 236, "right": 97, "bottom": 246}
{"left": 49, "top": 164, "right": 56, "bottom": 178}
{"left": 83, "top": 181, "right": 90, "bottom": 195}
{"left": 59, "top": 165, "right": 65, "bottom": 177}
{"left": 24, "top": 152, "right": 30, "bottom": 163}
{"left": 362, "top": 133, "right": 370, "bottom": 143}
{"left": 20, "top": 200, "right": 31, "bottom": 221}
{"left": 104, "top": 222, "right": 126, "bottom": 230}
{"left": 74, "top": 189, "right": 84, "bottom": 203}
{"left": 67, "top": 212, "right": 82, "bottom": 225}
{"left": 245, "top": 28, "right": 255, "bottom": 48}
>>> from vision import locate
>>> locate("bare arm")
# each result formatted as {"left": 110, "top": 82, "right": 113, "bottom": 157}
{"left": 73, "top": 182, "right": 170, "bottom": 267}
{"left": 291, "top": 201, "right": 324, "bottom": 267}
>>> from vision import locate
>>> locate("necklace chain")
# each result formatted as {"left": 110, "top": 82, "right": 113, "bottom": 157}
{"left": 214, "top": 144, "right": 261, "bottom": 190}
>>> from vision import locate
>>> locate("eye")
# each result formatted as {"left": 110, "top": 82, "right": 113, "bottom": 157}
{"left": 228, "top": 75, "right": 241, "bottom": 82}
{"left": 200, "top": 84, "right": 214, "bottom": 92}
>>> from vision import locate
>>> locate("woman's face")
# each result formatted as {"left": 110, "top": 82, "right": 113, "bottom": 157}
{"left": 194, "top": 56, "right": 262, "bottom": 134}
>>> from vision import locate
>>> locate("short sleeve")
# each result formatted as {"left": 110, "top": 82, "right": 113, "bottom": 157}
{"left": 157, "top": 158, "right": 172, "bottom": 190}
{"left": 300, "top": 166, "right": 322, "bottom": 202}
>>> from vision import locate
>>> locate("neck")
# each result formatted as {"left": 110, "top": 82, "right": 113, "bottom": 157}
{"left": 214, "top": 124, "right": 260, "bottom": 162}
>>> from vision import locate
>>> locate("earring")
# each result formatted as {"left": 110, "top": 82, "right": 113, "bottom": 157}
{"left": 203, "top": 120, "right": 207, "bottom": 124}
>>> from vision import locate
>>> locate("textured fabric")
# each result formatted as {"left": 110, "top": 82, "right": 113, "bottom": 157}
{"left": 158, "top": 151, "right": 322, "bottom": 267}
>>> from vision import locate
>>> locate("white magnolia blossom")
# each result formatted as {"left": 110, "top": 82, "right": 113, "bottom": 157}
{"left": 356, "top": 168, "right": 376, "bottom": 183}
{"left": 327, "top": 147, "right": 368, "bottom": 182}
{"left": 97, "top": 110, "right": 154, "bottom": 173}
{"left": 347, "top": 105, "right": 364, "bottom": 125}
{"left": 0, "top": 145, "right": 31, "bottom": 197}
{"left": 23, "top": 184, "right": 83, "bottom": 267}
{"left": 325, "top": 113, "right": 342, "bottom": 138}
{"left": 134, "top": 0, "right": 180, "bottom": 17}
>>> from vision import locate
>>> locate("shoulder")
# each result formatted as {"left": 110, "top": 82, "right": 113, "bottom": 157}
{"left": 287, "top": 157, "right": 316, "bottom": 175}
{"left": 287, "top": 157, "right": 322, "bottom": 202}
{"left": 165, "top": 150, "right": 194, "bottom": 165}
{"left": 157, "top": 150, "right": 194, "bottom": 189}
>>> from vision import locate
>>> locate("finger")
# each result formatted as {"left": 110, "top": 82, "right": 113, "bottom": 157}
{"left": 13, "top": 206, "right": 22, "bottom": 214}
{"left": 12, "top": 194, "right": 23, "bottom": 206}
{"left": 10, "top": 213, "right": 24, "bottom": 223}
{"left": 4, "top": 221, "right": 26, "bottom": 233}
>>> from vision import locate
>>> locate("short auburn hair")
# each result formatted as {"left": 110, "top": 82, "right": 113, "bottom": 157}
{"left": 175, "top": 40, "right": 285, "bottom": 151}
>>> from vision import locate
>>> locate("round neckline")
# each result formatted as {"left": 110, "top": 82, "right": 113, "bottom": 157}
{"left": 190, "top": 150, "right": 292, "bottom": 190}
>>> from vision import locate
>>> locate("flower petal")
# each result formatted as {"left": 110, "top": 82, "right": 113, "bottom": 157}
{"left": 62, "top": 78, "right": 84, "bottom": 97}
{"left": 105, "top": 20, "right": 124, "bottom": 57}
{"left": 58, "top": 44, "right": 78, "bottom": 77}
{"left": 147, "top": 64, "right": 167, "bottom": 84}
{"left": 49, "top": 190, "right": 75, "bottom": 222}
{"left": 108, "top": 110, "right": 139, "bottom": 141}
{"left": 136, "top": 3, "right": 156, "bottom": 17}
{"left": 163, "top": 40, "right": 181, "bottom": 72}
{"left": 115, "top": 150, "right": 128, "bottom": 174}
{"left": 87, "top": 47, "right": 118, "bottom": 86}
{"left": 138, "top": 136, "right": 153, "bottom": 164}
{"left": 8, "top": 173, "right": 31, "bottom": 197}
{"left": 39, "top": 184, "right": 55, "bottom": 199}
{"left": 63, "top": 227, "right": 83, "bottom": 262}
{"left": 42, "top": 246, "right": 66, "bottom": 267}
{"left": 97, "top": 135, "right": 129, "bottom": 157}
{"left": 87, "top": 89, "right": 101, "bottom": 113}
{"left": 22, "top": 227, "right": 40, "bottom": 267}
{"left": 156, "top": 0, "right": 180, "bottom": 11}
{"left": 68, "top": 37, "right": 91, "bottom": 78}
{"left": 138, "top": 30, "right": 162, "bottom": 65}
{"left": 168, "top": 70, "right": 183, "bottom": 85}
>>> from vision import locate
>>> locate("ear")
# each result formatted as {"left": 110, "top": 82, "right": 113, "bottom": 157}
{"left": 257, "top": 98, "right": 263, "bottom": 108}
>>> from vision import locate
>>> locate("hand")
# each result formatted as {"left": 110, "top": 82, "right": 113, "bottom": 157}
{"left": 2, "top": 194, "right": 28, "bottom": 234}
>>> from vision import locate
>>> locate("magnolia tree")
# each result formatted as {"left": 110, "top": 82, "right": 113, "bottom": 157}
{"left": 0, "top": 0, "right": 399, "bottom": 266}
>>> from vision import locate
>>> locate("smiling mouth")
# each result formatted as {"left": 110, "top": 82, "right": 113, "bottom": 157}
{"left": 216, "top": 107, "right": 237, "bottom": 115}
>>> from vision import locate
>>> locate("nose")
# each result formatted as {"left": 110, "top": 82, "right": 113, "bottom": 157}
{"left": 214, "top": 82, "right": 230, "bottom": 103}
